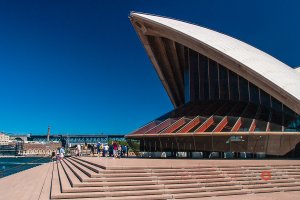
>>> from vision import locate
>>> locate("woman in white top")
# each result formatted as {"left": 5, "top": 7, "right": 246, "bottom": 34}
{"left": 77, "top": 144, "right": 81, "bottom": 156}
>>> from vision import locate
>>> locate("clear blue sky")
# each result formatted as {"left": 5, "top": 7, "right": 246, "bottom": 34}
{"left": 0, "top": 0, "right": 299, "bottom": 135}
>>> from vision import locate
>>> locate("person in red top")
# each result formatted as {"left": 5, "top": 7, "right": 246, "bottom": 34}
{"left": 113, "top": 141, "right": 118, "bottom": 158}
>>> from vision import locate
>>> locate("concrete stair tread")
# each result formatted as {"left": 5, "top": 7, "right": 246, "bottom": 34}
{"left": 66, "top": 158, "right": 97, "bottom": 178}
{"left": 39, "top": 163, "right": 54, "bottom": 200}
{"left": 242, "top": 182, "right": 300, "bottom": 189}
{"left": 69, "top": 157, "right": 104, "bottom": 173}
{"left": 51, "top": 188, "right": 165, "bottom": 199}
{"left": 151, "top": 171, "right": 220, "bottom": 176}
{"left": 51, "top": 163, "right": 63, "bottom": 199}
{"left": 218, "top": 169, "right": 300, "bottom": 174}
{"left": 63, "top": 159, "right": 91, "bottom": 181}
{"left": 165, "top": 181, "right": 243, "bottom": 189}
{"left": 84, "top": 176, "right": 157, "bottom": 182}
{"left": 77, "top": 180, "right": 158, "bottom": 187}
{"left": 99, "top": 164, "right": 300, "bottom": 170}
{"left": 233, "top": 175, "right": 300, "bottom": 181}
{"left": 171, "top": 189, "right": 249, "bottom": 199}
{"left": 100, "top": 167, "right": 300, "bottom": 176}
{"left": 171, "top": 186, "right": 300, "bottom": 199}
{"left": 61, "top": 159, "right": 81, "bottom": 186}
{"left": 60, "top": 184, "right": 164, "bottom": 193}
{"left": 238, "top": 178, "right": 300, "bottom": 185}
{"left": 97, "top": 170, "right": 220, "bottom": 177}
{"left": 156, "top": 174, "right": 226, "bottom": 180}
{"left": 73, "top": 157, "right": 106, "bottom": 170}
{"left": 99, "top": 168, "right": 217, "bottom": 174}
{"left": 57, "top": 161, "right": 72, "bottom": 192}
{"left": 171, "top": 186, "right": 297, "bottom": 199}
{"left": 252, "top": 186, "right": 300, "bottom": 193}
{"left": 54, "top": 194, "right": 171, "bottom": 200}
{"left": 171, "top": 185, "right": 244, "bottom": 193}
{"left": 159, "top": 177, "right": 233, "bottom": 184}
{"left": 223, "top": 173, "right": 300, "bottom": 178}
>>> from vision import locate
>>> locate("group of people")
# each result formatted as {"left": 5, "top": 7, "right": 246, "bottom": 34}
{"left": 51, "top": 141, "right": 128, "bottom": 161}
{"left": 75, "top": 141, "right": 128, "bottom": 158}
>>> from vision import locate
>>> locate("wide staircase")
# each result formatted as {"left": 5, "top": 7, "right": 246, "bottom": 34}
{"left": 50, "top": 157, "right": 300, "bottom": 199}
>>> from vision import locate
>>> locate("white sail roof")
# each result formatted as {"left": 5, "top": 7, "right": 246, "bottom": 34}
{"left": 131, "top": 12, "right": 300, "bottom": 113}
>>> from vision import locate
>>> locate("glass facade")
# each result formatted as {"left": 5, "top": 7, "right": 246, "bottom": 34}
{"left": 181, "top": 45, "right": 299, "bottom": 132}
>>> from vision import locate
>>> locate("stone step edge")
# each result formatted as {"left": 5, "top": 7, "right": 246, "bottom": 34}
{"left": 68, "top": 157, "right": 103, "bottom": 174}
{"left": 66, "top": 158, "right": 96, "bottom": 178}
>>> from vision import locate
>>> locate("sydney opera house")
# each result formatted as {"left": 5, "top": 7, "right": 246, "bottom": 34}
{"left": 125, "top": 13, "right": 300, "bottom": 158}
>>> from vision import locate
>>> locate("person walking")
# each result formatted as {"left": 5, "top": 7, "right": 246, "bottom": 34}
{"left": 122, "top": 145, "right": 127, "bottom": 157}
{"left": 51, "top": 150, "right": 56, "bottom": 161}
{"left": 77, "top": 144, "right": 81, "bottom": 156}
{"left": 117, "top": 144, "right": 122, "bottom": 159}
{"left": 108, "top": 144, "right": 113, "bottom": 157}
{"left": 59, "top": 146, "right": 65, "bottom": 161}
{"left": 113, "top": 141, "right": 118, "bottom": 158}
{"left": 90, "top": 144, "right": 95, "bottom": 156}
{"left": 103, "top": 144, "right": 108, "bottom": 157}
{"left": 56, "top": 148, "right": 60, "bottom": 161}
{"left": 97, "top": 142, "right": 101, "bottom": 157}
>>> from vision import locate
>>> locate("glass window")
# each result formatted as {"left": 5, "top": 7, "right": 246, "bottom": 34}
{"left": 184, "top": 47, "right": 190, "bottom": 103}
{"left": 198, "top": 53, "right": 209, "bottom": 100}
{"left": 175, "top": 42, "right": 185, "bottom": 80}
{"left": 219, "top": 65, "right": 229, "bottom": 100}
{"left": 189, "top": 49, "right": 199, "bottom": 102}
{"left": 260, "top": 90, "right": 271, "bottom": 109}
{"left": 229, "top": 71, "right": 239, "bottom": 101}
{"left": 239, "top": 76, "right": 249, "bottom": 102}
{"left": 249, "top": 82, "right": 259, "bottom": 104}
{"left": 270, "top": 97, "right": 282, "bottom": 127}
{"left": 209, "top": 59, "right": 219, "bottom": 100}
{"left": 271, "top": 96, "right": 282, "bottom": 112}
{"left": 283, "top": 105, "right": 298, "bottom": 131}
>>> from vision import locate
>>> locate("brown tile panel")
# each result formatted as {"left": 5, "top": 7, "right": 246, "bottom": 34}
{"left": 213, "top": 116, "right": 228, "bottom": 132}
{"left": 161, "top": 117, "right": 188, "bottom": 133}
{"left": 195, "top": 116, "right": 214, "bottom": 132}
{"left": 178, "top": 116, "right": 202, "bottom": 133}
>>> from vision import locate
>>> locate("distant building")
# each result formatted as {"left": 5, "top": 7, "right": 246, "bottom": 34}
{"left": 0, "top": 132, "right": 10, "bottom": 145}
{"left": 22, "top": 142, "right": 61, "bottom": 155}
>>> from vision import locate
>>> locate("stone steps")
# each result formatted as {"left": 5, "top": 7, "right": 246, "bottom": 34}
{"left": 65, "top": 158, "right": 300, "bottom": 182}
{"left": 65, "top": 158, "right": 97, "bottom": 178}
{"left": 172, "top": 186, "right": 300, "bottom": 199}
{"left": 49, "top": 157, "right": 300, "bottom": 199}
{"left": 63, "top": 159, "right": 91, "bottom": 182}
{"left": 69, "top": 157, "right": 104, "bottom": 173}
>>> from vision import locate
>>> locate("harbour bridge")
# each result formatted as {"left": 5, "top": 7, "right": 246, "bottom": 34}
{"left": 27, "top": 134, "right": 125, "bottom": 144}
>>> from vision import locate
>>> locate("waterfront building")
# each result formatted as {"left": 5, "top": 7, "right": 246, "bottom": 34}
{"left": 126, "top": 13, "right": 300, "bottom": 158}
{"left": 22, "top": 142, "right": 61, "bottom": 156}
{"left": 0, "top": 133, "right": 9, "bottom": 145}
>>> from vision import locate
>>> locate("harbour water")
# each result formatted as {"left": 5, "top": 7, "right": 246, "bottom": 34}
{"left": 0, "top": 157, "right": 51, "bottom": 178}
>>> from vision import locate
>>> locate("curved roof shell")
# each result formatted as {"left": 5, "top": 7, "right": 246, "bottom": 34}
{"left": 130, "top": 12, "right": 300, "bottom": 114}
